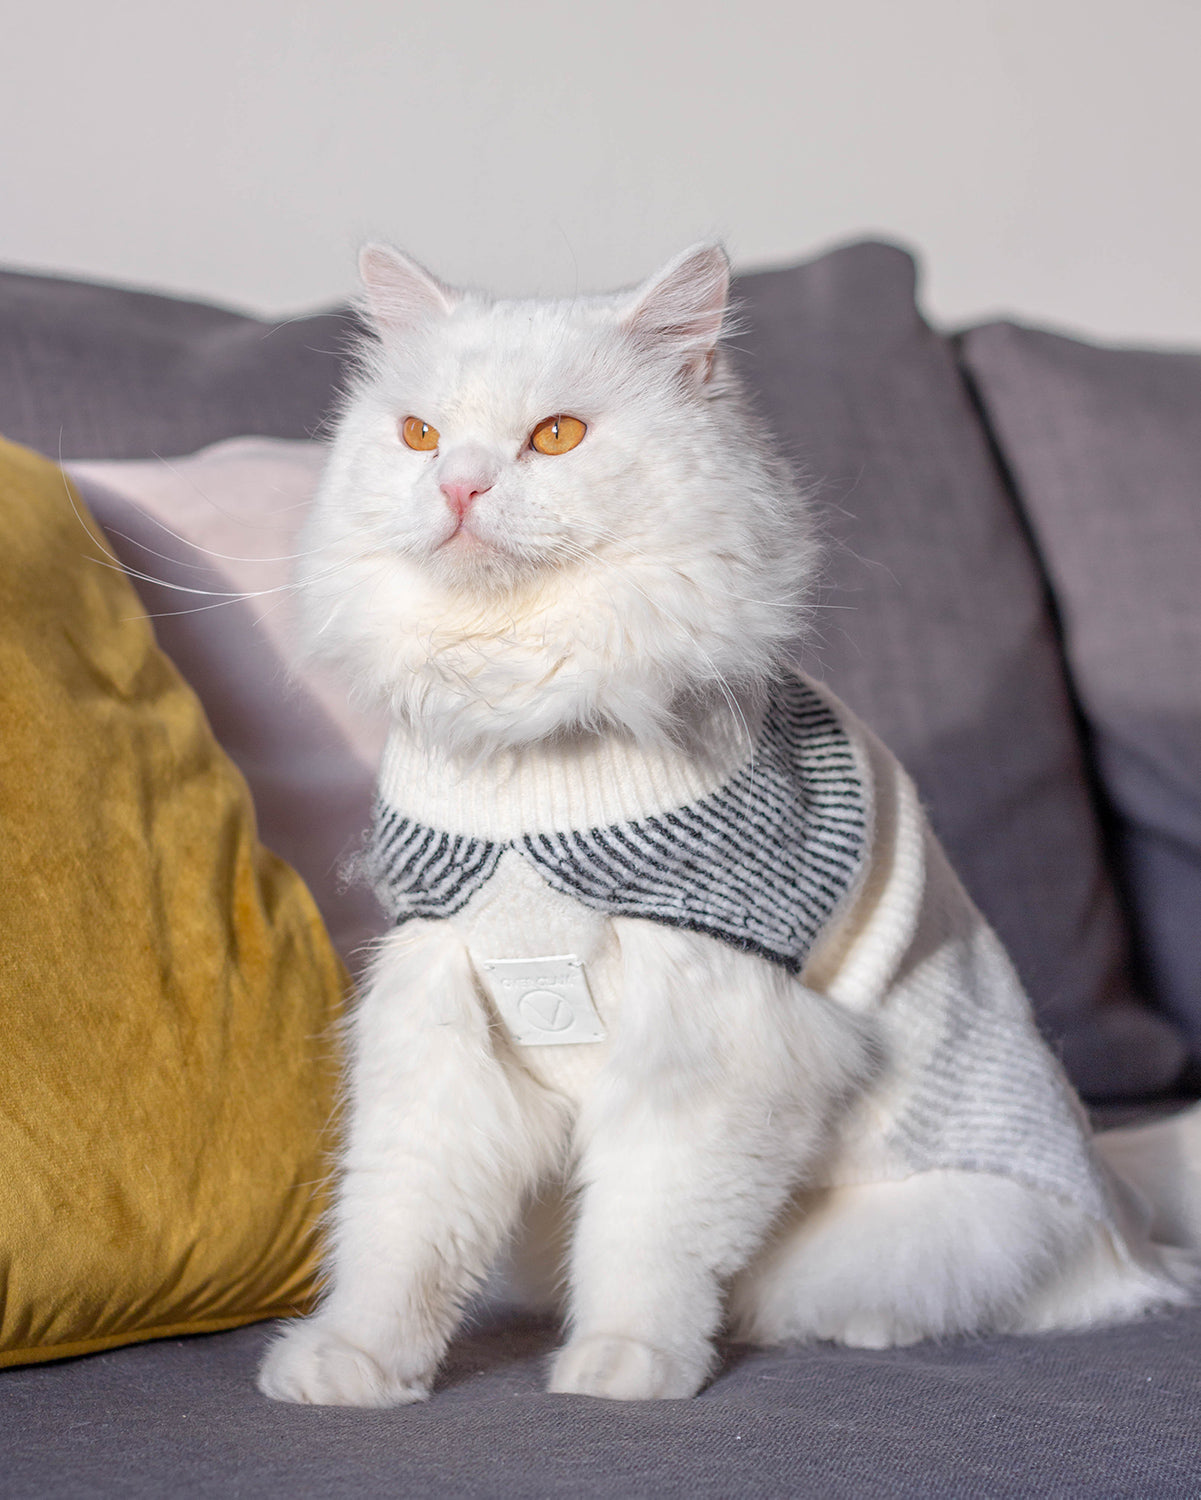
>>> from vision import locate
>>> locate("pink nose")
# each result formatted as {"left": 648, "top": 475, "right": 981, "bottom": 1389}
{"left": 440, "top": 479, "right": 491, "bottom": 520}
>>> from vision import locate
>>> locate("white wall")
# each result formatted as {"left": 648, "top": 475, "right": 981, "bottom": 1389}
{"left": 4, "top": 0, "right": 1199, "bottom": 344}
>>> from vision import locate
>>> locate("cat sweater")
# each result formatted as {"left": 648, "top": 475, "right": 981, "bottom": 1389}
{"left": 370, "top": 670, "right": 1117, "bottom": 1227}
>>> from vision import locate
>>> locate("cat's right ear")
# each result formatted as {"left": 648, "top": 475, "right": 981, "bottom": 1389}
{"left": 358, "top": 244, "right": 459, "bottom": 331}
{"left": 620, "top": 243, "right": 731, "bottom": 384}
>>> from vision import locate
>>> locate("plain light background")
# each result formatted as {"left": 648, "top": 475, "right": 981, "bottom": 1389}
{"left": 3, "top": 0, "right": 1199, "bottom": 343}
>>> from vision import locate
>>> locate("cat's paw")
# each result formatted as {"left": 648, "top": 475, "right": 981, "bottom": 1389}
{"left": 548, "top": 1335, "right": 709, "bottom": 1401}
{"left": 257, "top": 1318, "right": 433, "bottom": 1407}
{"left": 833, "top": 1312, "right": 926, "bottom": 1350}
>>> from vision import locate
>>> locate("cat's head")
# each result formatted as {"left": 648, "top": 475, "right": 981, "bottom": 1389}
{"left": 299, "top": 243, "right": 815, "bottom": 751}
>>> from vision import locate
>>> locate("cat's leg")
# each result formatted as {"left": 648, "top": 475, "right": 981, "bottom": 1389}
{"left": 548, "top": 1101, "right": 800, "bottom": 1399}
{"left": 258, "top": 922, "right": 569, "bottom": 1407}
{"left": 548, "top": 924, "right": 875, "bottom": 1401}
{"left": 729, "top": 1168, "right": 1187, "bottom": 1350}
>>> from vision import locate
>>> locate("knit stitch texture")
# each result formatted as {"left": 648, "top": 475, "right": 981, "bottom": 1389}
{"left": 371, "top": 675, "right": 866, "bottom": 973}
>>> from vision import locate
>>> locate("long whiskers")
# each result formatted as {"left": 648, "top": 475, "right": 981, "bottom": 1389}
{"left": 59, "top": 464, "right": 394, "bottom": 623}
{"left": 106, "top": 448, "right": 330, "bottom": 530}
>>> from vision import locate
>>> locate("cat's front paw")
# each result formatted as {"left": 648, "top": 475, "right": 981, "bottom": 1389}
{"left": 548, "top": 1334, "right": 710, "bottom": 1401}
{"left": 257, "top": 1318, "right": 433, "bottom": 1408}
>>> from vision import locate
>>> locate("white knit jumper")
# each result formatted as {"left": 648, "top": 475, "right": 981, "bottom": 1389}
{"left": 371, "top": 670, "right": 1115, "bottom": 1226}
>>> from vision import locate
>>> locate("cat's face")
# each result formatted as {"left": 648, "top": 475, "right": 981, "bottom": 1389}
{"left": 325, "top": 247, "right": 744, "bottom": 592}
{"left": 300, "top": 245, "right": 814, "bottom": 750}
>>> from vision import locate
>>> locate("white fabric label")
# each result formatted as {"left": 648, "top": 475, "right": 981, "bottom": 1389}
{"left": 477, "top": 955, "right": 606, "bottom": 1046}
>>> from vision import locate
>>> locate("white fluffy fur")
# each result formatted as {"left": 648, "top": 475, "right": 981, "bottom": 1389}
{"left": 258, "top": 244, "right": 1196, "bottom": 1407}
{"left": 296, "top": 243, "right": 813, "bottom": 752}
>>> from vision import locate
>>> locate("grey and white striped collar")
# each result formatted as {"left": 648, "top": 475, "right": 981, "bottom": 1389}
{"left": 371, "top": 673, "right": 868, "bottom": 974}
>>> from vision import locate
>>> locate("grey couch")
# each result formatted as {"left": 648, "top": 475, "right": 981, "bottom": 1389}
{"left": 3, "top": 243, "right": 1200, "bottom": 1496}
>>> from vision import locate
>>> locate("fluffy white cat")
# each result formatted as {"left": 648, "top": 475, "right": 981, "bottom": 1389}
{"left": 258, "top": 243, "right": 1196, "bottom": 1406}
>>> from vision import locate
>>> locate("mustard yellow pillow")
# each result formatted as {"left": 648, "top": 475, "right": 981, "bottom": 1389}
{"left": 0, "top": 437, "right": 347, "bottom": 1367}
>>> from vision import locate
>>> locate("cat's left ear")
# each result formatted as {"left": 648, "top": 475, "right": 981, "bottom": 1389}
{"left": 358, "top": 243, "right": 459, "bottom": 332}
{"left": 620, "top": 243, "right": 731, "bottom": 384}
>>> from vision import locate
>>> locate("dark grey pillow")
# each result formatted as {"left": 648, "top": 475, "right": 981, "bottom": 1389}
{"left": 961, "top": 322, "right": 1201, "bottom": 1057}
{"left": 731, "top": 246, "right": 1185, "bottom": 1098}
{"left": 0, "top": 268, "right": 355, "bottom": 460}
{"left": 0, "top": 251, "right": 1184, "bottom": 1099}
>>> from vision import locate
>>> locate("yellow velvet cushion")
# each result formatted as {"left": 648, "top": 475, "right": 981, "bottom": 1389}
{"left": 0, "top": 437, "right": 347, "bottom": 1368}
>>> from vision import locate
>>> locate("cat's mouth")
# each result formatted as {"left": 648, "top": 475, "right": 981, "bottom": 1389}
{"left": 439, "top": 515, "right": 496, "bottom": 556}
{"left": 428, "top": 514, "right": 538, "bottom": 586}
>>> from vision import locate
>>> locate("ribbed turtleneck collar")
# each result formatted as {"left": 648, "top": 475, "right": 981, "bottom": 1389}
{"left": 377, "top": 687, "right": 766, "bottom": 841}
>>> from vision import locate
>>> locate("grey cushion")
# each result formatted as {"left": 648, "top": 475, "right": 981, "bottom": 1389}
{"left": 0, "top": 268, "right": 354, "bottom": 459}
{"left": 962, "top": 325, "right": 1201, "bottom": 1056}
{"left": 731, "top": 246, "right": 1183, "bottom": 1098}
{"left": 4, "top": 1314, "right": 1201, "bottom": 1497}
{"left": 0, "top": 250, "right": 1185, "bottom": 1099}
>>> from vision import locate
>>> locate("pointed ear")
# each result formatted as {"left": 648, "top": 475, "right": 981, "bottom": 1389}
{"left": 620, "top": 243, "right": 731, "bottom": 382}
{"left": 358, "top": 243, "right": 459, "bottom": 331}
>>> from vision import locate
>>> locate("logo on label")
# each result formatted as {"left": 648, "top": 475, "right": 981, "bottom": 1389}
{"left": 517, "top": 990, "right": 575, "bottom": 1033}
{"left": 477, "top": 955, "right": 606, "bottom": 1047}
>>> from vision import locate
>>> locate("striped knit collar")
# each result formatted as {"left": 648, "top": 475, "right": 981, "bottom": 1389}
{"left": 376, "top": 686, "right": 767, "bottom": 843}
{"left": 370, "top": 672, "right": 869, "bottom": 973}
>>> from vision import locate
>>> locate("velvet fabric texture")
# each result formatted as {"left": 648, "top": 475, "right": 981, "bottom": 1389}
{"left": 0, "top": 438, "right": 346, "bottom": 1368}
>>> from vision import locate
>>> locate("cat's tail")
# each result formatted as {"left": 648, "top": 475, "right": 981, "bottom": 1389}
{"left": 1096, "top": 1102, "right": 1201, "bottom": 1252}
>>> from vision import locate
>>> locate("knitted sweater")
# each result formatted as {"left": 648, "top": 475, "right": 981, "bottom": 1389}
{"left": 371, "top": 670, "right": 1115, "bottom": 1226}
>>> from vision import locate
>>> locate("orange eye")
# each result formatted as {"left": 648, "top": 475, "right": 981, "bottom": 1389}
{"left": 530, "top": 415, "right": 587, "bottom": 455}
{"left": 401, "top": 416, "right": 440, "bottom": 451}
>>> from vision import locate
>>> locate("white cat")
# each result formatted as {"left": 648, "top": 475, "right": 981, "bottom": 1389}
{"left": 258, "top": 243, "right": 1196, "bottom": 1406}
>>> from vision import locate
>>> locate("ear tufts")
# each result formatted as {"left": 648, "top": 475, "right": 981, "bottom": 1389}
{"left": 621, "top": 243, "right": 731, "bottom": 381}
{"left": 358, "top": 243, "right": 459, "bottom": 331}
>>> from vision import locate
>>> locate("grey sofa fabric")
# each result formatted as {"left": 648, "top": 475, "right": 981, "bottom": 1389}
{"left": 0, "top": 268, "right": 355, "bottom": 460}
{"left": 5, "top": 1315, "right": 1201, "bottom": 1498}
{"left": 732, "top": 247, "right": 1183, "bottom": 1098}
{"left": 961, "top": 324, "right": 1201, "bottom": 1058}
{"left": 0, "top": 248, "right": 1183, "bottom": 1100}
